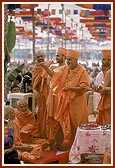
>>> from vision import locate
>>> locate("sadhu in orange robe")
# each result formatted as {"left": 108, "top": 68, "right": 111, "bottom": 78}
{"left": 32, "top": 61, "right": 53, "bottom": 138}
{"left": 4, "top": 118, "right": 43, "bottom": 163}
{"left": 46, "top": 64, "right": 90, "bottom": 148}
{"left": 15, "top": 108, "right": 40, "bottom": 138}
{"left": 96, "top": 68, "right": 111, "bottom": 125}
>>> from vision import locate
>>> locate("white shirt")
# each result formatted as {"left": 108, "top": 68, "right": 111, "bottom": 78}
{"left": 93, "top": 71, "right": 104, "bottom": 111}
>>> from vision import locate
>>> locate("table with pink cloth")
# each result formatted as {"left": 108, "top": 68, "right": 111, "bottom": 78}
{"left": 69, "top": 126, "right": 111, "bottom": 163}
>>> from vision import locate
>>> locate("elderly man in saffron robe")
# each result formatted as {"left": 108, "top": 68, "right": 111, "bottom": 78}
{"left": 32, "top": 50, "right": 53, "bottom": 138}
{"left": 41, "top": 49, "right": 91, "bottom": 150}
{"left": 15, "top": 99, "right": 40, "bottom": 139}
{"left": 4, "top": 105, "right": 43, "bottom": 163}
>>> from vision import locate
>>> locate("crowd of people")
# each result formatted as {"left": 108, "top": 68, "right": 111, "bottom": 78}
{"left": 4, "top": 47, "right": 111, "bottom": 164}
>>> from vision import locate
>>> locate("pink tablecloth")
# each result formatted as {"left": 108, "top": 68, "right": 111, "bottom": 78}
{"left": 69, "top": 127, "right": 111, "bottom": 163}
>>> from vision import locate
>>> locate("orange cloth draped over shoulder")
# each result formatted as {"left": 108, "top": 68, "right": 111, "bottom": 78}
{"left": 32, "top": 61, "right": 53, "bottom": 138}
{"left": 13, "top": 118, "right": 22, "bottom": 145}
{"left": 15, "top": 109, "right": 39, "bottom": 137}
{"left": 32, "top": 61, "right": 53, "bottom": 91}
{"left": 47, "top": 64, "right": 90, "bottom": 146}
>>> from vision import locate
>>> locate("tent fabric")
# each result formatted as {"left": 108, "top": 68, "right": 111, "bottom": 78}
{"left": 76, "top": 4, "right": 111, "bottom": 10}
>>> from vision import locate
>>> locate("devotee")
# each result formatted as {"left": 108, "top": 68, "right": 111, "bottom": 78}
{"left": 4, "top": 116, "right": 14, "bottom": 149}
{"left": 40, "top": 47, "right": 67, "bottom": 150}
{"left": 93, "top": 65, "right": 107, "bottom": 117}
{"left": 11, "top": 85, "right": 21, "bottom": 93}
{"left": 12, "top": 74, "right": 22, "bottom": 89}
{"left": 41, "top": 49, "right": 91, "bottom": 150}
{"left": 4, "top": 105, "right": 43, "bottom": 163}
{"left": 32, "top": 50, "right": 54, "bottom": 138}
{"left": 94, "top": 50, "right": 111, "bottom": 125}
{"left": 15, "top": 99, "right": 40, "bottom": 139}
{"left": 4, "top": 106, "right": 21, "bottom": 164}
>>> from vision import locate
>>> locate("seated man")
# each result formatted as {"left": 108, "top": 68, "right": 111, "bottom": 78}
{"left": 15, "top": 99, "right": 40, "bottom": 140}
{"left": 4, "top": 119, "right": 14, "bottom": 149}
{"left": 4, "top": 105, "right": 43, "bottom": 163}
{"left": 4, "top": 106, "right": 21, "bottom": 164}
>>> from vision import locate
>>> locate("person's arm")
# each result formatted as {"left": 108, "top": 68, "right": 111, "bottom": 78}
{"left": 14, "top": 143, "right": 33, "bottom": 151}
{"left": 104, "top": 69, "right": 111, "bottom": 87}
{"left": 39, "top": 62, "right": 53, "bottom": 77}
{"left": 63, "top": 86, "right": 93, "bottom": 95}
{"left": 93, "top": 70, "right": 111, "bottom": 94}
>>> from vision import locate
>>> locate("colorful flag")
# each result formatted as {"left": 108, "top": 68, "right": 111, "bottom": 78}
{"left": 86, "top": 10, "right": 90, "bottom": 16}
{"left": 44, "top": 9, "right": 49, "bottom": 15}
{"left": 66, "top": 9, "right": 71, "bottom": 15}
{"left": 73, "top": 10, "right": 78, "bottom": 15}
{"left": 59, "top": 9, "right": 63, "bottom": 14}
{"left": 80, "top": 10, "right": 86, "bottom": 17}
{"left": 22, "top": 8, "right": 27, "bottom": 12}
{"left": 51, "top": 9, "right": 56, "bottom": 15}
{"left": 37, "top": 9, "right": 41, "bottom": 14}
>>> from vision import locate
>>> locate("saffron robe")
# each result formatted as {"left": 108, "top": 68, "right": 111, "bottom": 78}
{"left": 32, "top": 61, "right": 53, "bottom": 138}
{"left": 46, "top": 64, "right": 90, "bottom": 147}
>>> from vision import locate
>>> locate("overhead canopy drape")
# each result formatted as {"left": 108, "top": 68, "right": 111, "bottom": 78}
{"left": 76, "top": 4, "right": 111, "bottom": 10}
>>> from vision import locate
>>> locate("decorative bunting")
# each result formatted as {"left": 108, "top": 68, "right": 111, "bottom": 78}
{"left": 15, "top": 8, "right": 20, "bottom": 14}
{"left": 94, "top": 16, "right": 109, "bottom": 20}
{"left": 80, "top": 19, "right": 111, "bottom": 23}
{"left": 59, "top": 9, "right": 63, "bottom": 14}
{"left": 43, "top": 9, "right": 49, "bottom": 15}
{"left": 93, "top": 4, "right": 111, "bottom": 11}
{"left": 86, "top": 10, "right": 90, "bottom": 16}
{"left": 20, "top": 4, "right": 39, "bottom": 9}
{"left": 22, "top": 8, "right": 27, "bottom": 12}
{"left": 76, "top": 4, "right": 93, "bottom": 9}
{"left": 76, "top": 4, "right": 111, "bottom": 10}
{"left": 96, "top": 10, "right": 100, "bottom": 15}
{"left": 37, "top": 9, "right": 41, "bottom": 14}
{"left": 80, "top": 10, "right": 86, "bottom": 17}
{"left": 51, "top": 9, "right": 56, "bottom": 15}
{"left": 73, "top": 10, "right": 78, "bottom": 15}
{"left": 8, "top": 4, "right": 20, "bottom": 10}
{"left": 66, "top": 9, "right": 71, "bottom": 15}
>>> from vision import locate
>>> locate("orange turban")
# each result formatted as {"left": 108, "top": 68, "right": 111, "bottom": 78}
{"left": 67, "top": 49, "right": 80, "bottom": 59}
{"left": 102, "top": 50, "right": 111, "bottom": 59}
{"left": 56, "top": 47, "right": 67, "bottom": 56}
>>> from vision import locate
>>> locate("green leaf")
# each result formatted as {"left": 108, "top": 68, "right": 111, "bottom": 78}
{"left": 7, "top": 63, "right": 24, "bottom": 92}
{"left": 6, "top": 20, "right": 16, "bottom": 53}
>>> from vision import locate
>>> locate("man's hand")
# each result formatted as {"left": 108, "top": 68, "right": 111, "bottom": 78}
{"left": 8, "top": 119, "right": 14, "bottom": 129}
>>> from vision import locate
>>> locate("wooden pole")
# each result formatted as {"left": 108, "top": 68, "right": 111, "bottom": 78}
{"left": 4, "top": 4, "right": 9, "bottom": 102}
{"left": 61, "top": 4, "right": 64, "bottom": 47}
{"left": 47, "top": 4, "right": 50, "bottom": 60}
{"left": 32, "top": 4, "right": 35, "bottom": 61}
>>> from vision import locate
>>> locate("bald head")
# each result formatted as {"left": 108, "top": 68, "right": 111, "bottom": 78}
{"left": 17, "top": 99, "right": 28, "bottom": 113}
{"left": 4, "top": 105, "right": 15, "bottom": 120}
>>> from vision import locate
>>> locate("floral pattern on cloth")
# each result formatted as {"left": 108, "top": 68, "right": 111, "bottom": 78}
{"left": 69, "top": 127, "right": 111, "bottom": 163}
